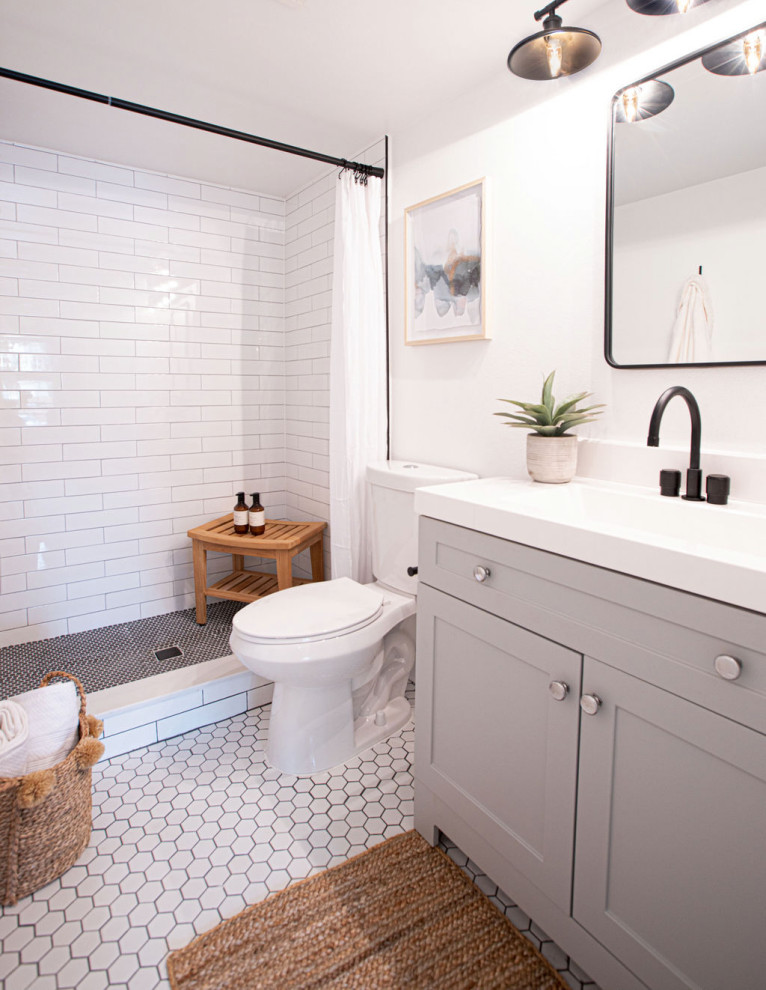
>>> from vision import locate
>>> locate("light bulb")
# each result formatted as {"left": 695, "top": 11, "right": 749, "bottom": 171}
{"left": 743, "top": 31, "right": 763, "bottom": 74}
{"left": 676, "top": 0, "right": 692, "bottom": 13}
{"left": 545, "top": 35, "right": 563, "bottom": 77}
{"left": 622, "top": 86, "right": 641, "bottom": 122}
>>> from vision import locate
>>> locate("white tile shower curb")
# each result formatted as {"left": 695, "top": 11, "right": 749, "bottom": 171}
{"left": 89, "top": 654, "right": 274, "bottom": 760}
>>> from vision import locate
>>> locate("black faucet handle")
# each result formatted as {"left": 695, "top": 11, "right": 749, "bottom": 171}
{"left": 706, "top": 474, "right": 730, "bottom": 506}
{"left": 683, "top": 468, "right": 705, "bottom": 502}
{"left": 659, "top": 469, "right": 681, "bottom": 497}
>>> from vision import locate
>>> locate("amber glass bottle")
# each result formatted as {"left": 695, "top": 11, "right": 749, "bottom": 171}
{"left": 249, "top": 492, "right": 265, "bottom": 536}
{"left": 233, "top": 492, "right": 249, "bottom": 535}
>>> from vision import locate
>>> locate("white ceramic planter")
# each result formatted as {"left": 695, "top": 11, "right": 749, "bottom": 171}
{"left": 526, "top": 434, "right": 578, "bottom": 484}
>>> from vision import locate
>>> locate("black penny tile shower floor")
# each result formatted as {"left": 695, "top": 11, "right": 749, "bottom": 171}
{"left": 0, "top": 601, "right": 248, "bottom": 699}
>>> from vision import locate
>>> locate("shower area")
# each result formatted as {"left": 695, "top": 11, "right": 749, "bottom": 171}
{"left": 0, "top": 75, "right": 388, "bottom": 753}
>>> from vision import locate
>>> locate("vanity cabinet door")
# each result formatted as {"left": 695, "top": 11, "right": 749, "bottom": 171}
{"left": 415, "top": 584, "right": 581, "bottom": 909}
{"left": 574, "top": 657, "right": 766, "bottom": 990}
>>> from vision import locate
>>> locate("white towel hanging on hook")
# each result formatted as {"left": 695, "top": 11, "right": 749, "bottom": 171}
{"left": 667, "top": 272, "right": 713, "bottom": 363}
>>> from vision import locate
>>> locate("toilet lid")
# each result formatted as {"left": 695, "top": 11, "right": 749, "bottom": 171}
{"left": 232, "top": 577, "right": 385, "bottom": 643}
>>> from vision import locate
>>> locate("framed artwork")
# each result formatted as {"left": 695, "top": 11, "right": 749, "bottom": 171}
{"left": 404, "top": 178, "right": 486, "bottom": 345}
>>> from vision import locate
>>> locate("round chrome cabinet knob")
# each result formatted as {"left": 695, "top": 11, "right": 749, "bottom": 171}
{"left": 580, "top": 694, "right": 602, "bottom": 716}
{"left": 549, "top": 681, "right": 569, "bottom": 702}
{"left": 473, "top": 565, "right": 491, "bottom": 583}
{"left": 714, "top": 654, "right": 742, "bottom": 681}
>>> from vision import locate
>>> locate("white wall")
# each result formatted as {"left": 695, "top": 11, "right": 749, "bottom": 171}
{"left": 389, "top": 92, "right": 602, "bottom": 482}
{"left": 0, "top": 141, "right": 286, "bottom": 646}
{"left": 0, "top": 132, "right": 390, "bottom": 644}
{"left": 613, "top": 165, "right": 766, "bottom": 365}
{"left": 388, "top": 2, "right": 766, "bottom": 497}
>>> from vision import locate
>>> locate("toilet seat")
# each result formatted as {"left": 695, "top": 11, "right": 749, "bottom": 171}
{"left": 232, "top": 577, "right": 384, "bottom": 645}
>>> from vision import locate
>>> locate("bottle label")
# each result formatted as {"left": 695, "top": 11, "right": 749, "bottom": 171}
{"left": 249, "top": 509, "right": 265, "bottom": 525}
{"left": 233, "top": 510, "right": 249, "bottom": 526}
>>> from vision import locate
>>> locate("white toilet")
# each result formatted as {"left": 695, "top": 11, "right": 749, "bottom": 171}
{"left": 229, "top": 460, "right": 476, "bottom": 775}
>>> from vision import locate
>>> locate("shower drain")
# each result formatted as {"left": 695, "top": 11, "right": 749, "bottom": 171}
{"left": 153, "top": 645, "right": 183, "bottom": 662}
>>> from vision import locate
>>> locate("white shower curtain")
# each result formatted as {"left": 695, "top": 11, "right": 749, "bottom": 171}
{"left": 329, "top": 171, "right": 387, "bottom": 582}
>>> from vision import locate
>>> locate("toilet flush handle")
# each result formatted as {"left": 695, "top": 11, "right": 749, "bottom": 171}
{"left": 407, "top": 566, "right": 418, "bottom": 576}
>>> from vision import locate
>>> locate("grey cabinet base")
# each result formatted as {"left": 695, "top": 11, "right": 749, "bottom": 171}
{"left": 415, "top": 783, "right": 648, "bottom": 990}
{"left": 416, "top": 517, "right": 766, "bottom": 990}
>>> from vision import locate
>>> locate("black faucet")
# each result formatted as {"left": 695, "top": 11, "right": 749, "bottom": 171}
{"left": 647, "top": 386, "right": 704, "bottom": 501}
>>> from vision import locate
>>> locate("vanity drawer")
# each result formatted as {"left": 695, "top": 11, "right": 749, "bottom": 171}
{"left": 418, "top": 516, "right": 766, "bottom": 734}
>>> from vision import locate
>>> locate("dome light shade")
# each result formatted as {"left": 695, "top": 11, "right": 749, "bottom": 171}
{"left": 625, "top": 0, "right": 712, "bottom": 15}
{"left": 613, "top": 79, "right": 675, "bottom": 123}
{"left": 508, "top": 2, "right": 602, "bottom": 81}
{"left": 702, "top": 28, "right": 766, "bottom": 76}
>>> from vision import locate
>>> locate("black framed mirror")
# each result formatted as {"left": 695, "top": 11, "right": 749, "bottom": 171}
{"left": 605, "top": 23, "right": 766, "bottom": 368}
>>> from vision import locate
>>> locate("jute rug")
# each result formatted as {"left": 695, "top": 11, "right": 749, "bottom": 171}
{"left": 167, "top": 829, "right": 569, "bottom": 990}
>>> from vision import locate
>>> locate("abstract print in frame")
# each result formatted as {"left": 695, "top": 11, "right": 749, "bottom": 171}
{"left": 405, "top": 178, "right": 486, "bottom": 345}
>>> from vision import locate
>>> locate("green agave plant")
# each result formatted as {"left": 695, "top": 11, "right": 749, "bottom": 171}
{"left": 495, "top": 371, "right": 605, "bottom": 437}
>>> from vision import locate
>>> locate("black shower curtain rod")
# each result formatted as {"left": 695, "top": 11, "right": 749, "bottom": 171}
{"left": 0, "top": 66, "right": 385, "bottom": 179}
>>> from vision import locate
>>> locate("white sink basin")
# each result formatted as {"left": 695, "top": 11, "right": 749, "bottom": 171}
{"left": 415, "top": 477, "right": 766, "bottom": 614}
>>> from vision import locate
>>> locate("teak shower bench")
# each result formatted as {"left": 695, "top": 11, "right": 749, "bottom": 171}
{"left": 187, "top": 516, "right": 327, "bottom": 624}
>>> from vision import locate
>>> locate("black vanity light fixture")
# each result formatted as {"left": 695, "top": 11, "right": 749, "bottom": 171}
{"left": 625, "top": 0, "right": 712, "bottom": 15}
{"left": 507, "top": 0, "right": 602, "bottom": 81}
{"left": 702, "top": 27, "right": 766, "bottom": 76}
{"left": 614, "top": 79, "right": 675, "bottom": 122}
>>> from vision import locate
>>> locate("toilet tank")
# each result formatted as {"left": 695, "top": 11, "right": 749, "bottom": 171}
{"left": 367, "top": 461, "right": 478, "bottom": 596}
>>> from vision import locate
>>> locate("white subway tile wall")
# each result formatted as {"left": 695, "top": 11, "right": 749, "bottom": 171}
{"left": 0, "top": 138, "right": 387, "bottom": 646}
{"left": 284, "top": 140, "right": 386, "bottom": 579}
{"left": 0, "top": 141, "right": 288, "bottom": 646}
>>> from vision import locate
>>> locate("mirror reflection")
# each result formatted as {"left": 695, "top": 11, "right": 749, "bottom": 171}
{"left": 606, "top": 25, "right": 766, "bottom": 367}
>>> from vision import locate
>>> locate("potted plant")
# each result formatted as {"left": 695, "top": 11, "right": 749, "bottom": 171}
{"left": 495, "top": 371, "right": 604, "bottom": 484}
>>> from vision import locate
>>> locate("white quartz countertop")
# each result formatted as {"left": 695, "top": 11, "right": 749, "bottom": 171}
{"left": 415, "top": 476, "right": 766, "bottom": 614}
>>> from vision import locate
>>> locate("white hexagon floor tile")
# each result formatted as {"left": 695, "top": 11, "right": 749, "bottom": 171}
{"left": 0, "top": 686, "right": 597, "bottom": 990}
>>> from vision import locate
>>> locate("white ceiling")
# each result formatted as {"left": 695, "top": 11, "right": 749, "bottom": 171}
{"left": 0, "top": 0, "right": 609, "bottom": 196}
{"left": 0, "top": 0, "right": 760, "bottom": 197}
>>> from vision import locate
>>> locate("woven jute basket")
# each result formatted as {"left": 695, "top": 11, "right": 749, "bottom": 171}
{"left": 0, "top": 671, "right": 104, "bottom": 906}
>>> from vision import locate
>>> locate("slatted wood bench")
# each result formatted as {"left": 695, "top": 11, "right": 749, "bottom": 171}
{"left": 187, "top": 515, "right": 327, "bottom": 624}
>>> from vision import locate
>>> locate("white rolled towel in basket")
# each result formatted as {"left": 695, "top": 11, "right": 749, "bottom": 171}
{"left": 0, "top": 681, "right": 80, "bottom": 779}
{"left": 0, "top": 700, "right": 29, "bottom": 766}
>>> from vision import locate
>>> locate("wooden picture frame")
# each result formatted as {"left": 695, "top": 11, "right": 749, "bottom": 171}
{"left": 404, "top": 178, "right": 486, "bottom": 345}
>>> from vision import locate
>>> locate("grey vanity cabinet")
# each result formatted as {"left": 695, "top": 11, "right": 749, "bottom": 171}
{"left": 574, "top": 656, "right": 766, "bottom": 990}
{"left": 415, "top": 516, "right": 766, "bottom": 990}
{"left": 415, "top": 583, "right": 581, "bottom": 908}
